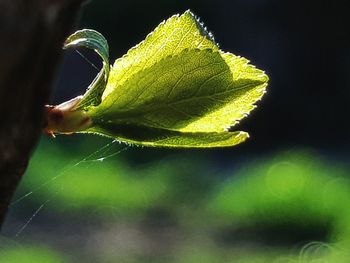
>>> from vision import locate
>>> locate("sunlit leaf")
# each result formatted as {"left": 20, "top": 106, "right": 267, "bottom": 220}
{"left": 91, "top": 49, "right": 267, "bottom": 134}
{"left": 45, "top": 10, "right": 268, "bottom": 148}
{"left": 86, "top": 123, "right": 249, "bottom": 148}
{"left": 102, "top": 10, "right": 218, "bottom": 100}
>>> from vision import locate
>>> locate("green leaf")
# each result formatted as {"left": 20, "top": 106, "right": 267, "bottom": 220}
{"left": 102, "top": 10, "right": 218, "bottom": 100}
{"left": 64, "top": 29, "right": 110, "bottom": 109}
{"left": 48, "top": 10, "right": 268, "bottom": 148}
{"left": 85, "top": 123, "right": 249, "bottom": 148}
{"left": 184, "top": 52, "right": 268, "bottom": 132}
{"left": 90, "top": 48, "right": 267, "bottom": 133}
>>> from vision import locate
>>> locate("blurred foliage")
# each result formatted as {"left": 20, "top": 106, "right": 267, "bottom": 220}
{"left": 3, "top": 138, "right": 350, "bottom": 262}
{"left": 19, "top": 137, "right": 217, "bottom": 217}
{"left": 207, "top": 151, "right": 350, "bottom": 244}
{"left": 23, "top": 139, "right": 166, "bottom": 216}
{"left": 0, "top": 245, "right": 68, "bottom": 263}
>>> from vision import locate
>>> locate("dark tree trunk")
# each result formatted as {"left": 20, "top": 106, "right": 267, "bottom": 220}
{"left": 0, "top": 0, "right": 84, "bottom": 227}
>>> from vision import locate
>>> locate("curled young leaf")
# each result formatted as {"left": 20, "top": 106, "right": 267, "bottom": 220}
{"left": 64, "top": 29, "right": 110, "bottom": 109}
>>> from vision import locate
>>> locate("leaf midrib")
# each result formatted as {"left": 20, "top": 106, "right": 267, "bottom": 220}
{"left": 93, "top": 80, "right": 264, "bottom": 121}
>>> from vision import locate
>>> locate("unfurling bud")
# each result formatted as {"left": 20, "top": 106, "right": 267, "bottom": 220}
{"left": 44, "top": 96, "right": 92, "bottom": 137}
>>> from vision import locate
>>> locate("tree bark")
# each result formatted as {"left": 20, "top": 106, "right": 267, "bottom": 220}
{"left": 0, "top": 0, "right": 84, "bottom": 227}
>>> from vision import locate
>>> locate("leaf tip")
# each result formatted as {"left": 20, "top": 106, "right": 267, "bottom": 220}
{"left": 237, "top": 131, "right": 250, "bottom": 142}
{"left": 181, "top": 9, "right": 217, "bottom": 47}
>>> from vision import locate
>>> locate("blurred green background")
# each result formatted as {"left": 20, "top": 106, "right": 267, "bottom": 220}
{"left": 1, "top": 0, "right": 350, "bottom": 262}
